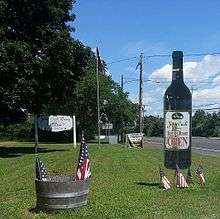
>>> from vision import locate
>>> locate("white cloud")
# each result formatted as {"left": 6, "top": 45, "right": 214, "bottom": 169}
{"left": 148, "top": 55, "right": 220, "bottom": 112}
{"left": 128, "top": 55, "right": 220, "bottom": 115}
{"left": 150, "top": 55, "right": 220, "bottom": 83}
{"left": 193, "top": 86, "right": 220, "bottom": 103}
{"left": 213, "top": 75, "right": 220, "bottom": 85}
{"left": 143, "top": 94, "right": 157, "bottom": 105}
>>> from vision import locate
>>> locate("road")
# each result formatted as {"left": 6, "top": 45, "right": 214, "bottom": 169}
{"left": 144, "top": 137, "right": 220, "bottom": 157}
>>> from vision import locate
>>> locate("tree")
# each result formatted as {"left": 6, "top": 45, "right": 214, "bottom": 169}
{"left": 72, "top": 72, "right": 137, "bottom": 140}
{"left": 192, "top": 110, "right": 220, "bottom": 137}
{"left": 143, "top": 115, "right": 163, "bottom": 137}
{"left": 192, "top": 110, "right": 206, "bottom": 136}
{"left": 0, "top": 0, "right": 91, "bottom": 122}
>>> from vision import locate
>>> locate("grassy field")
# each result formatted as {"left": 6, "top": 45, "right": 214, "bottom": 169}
{"left": 0, "top": 142, "right": 219, "bottom": 219}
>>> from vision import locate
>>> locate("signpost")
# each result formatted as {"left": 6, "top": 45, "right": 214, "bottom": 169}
{"left": 36, "top": 115, "right": 77, "bottom": 148}
{"left": 101, "top": 123, "right": 113, "bottom": 143}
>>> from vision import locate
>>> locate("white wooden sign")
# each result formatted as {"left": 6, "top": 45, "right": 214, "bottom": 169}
{"left": 127, "top": 133, "right": 144, "bottom": 148}
{"left": 38, "top": 115, "right": 73, "bottom": 132}
{"left": 36, "top": 115, "right": 76, "bottom": 148}
{"left": 102, "top": 123, "right": 113, "bottom": 130}
{"left": 49, "top": 115, "right": 73, "bottom": 132}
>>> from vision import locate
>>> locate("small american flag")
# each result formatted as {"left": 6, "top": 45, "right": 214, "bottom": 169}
{"left": 175, "top": 164, "right": 188, "bottom": 188}
{"left": 36, "top": 157, "right": 47, "bottom": 181}
{"left": 160, "top": 168, "right": 171, "bottom": 191}
{"left": 196, "top": 165, "right": 205, "bottom": 186}
{"left": 76, "top": 140, "right": 91, "bottom": 180}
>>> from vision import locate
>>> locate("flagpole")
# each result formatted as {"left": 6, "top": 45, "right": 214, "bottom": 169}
{"left": 96, "top": 48, "right": 101, "bottom": 145}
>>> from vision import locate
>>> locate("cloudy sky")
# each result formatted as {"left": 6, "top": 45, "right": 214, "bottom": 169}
{"left": 73, "top": 0, "right": 220, "bottom": 116}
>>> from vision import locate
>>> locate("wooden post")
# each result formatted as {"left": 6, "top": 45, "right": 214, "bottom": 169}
{"left": 34, "top": 115, "right": 39, "bottom": 153}
{"left": 73, "top": 115, "right": 76, "bottom": 148}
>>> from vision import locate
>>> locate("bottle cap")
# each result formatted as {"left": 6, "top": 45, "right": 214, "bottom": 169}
{"left": 172, "top": 51, "right": 183, "bottom": 70}
{"left": 172, "top": 51, "right": 183, "bottom": 58}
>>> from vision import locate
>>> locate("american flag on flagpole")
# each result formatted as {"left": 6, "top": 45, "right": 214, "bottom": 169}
{"left": 36, "top": 157, "right": 47, "bottom": 181}
{"left": 96, "top": 47, "right": 107, "bottom": 75}
{"left": 175, "top": 164, "right": 188, "bottom": 188}
{"left": 196, "top": 165, "right": 205, "bottom": 186}
{"left": 159, "top": 168, "right": 171, "bottom": 191}
{"left": 76, "top": 140, "right": 91, "bottom": 180}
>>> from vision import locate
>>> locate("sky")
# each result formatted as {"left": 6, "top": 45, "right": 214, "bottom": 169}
{"left": 72, "top": 0, "right": 220, "bottom": 116}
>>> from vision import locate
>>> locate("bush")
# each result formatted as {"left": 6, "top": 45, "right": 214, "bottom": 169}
{"left": 0, "top": 118, "right": 74, "bottom": 142}
{"left": 0, "top": 119, "right": 33, "bottom": 141}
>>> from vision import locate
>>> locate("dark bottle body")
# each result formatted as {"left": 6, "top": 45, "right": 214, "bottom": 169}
{"left": 164, "top": 51, "right": 192, "bottom": 169}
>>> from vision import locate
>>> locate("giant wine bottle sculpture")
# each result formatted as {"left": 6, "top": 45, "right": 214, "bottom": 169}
{"left": 164, "top": 51, "right": 192, "bottom": 169}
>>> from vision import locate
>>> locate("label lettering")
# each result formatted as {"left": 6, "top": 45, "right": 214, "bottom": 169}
{"left": 165, "top": 112, "right": 190, "bottom": 149}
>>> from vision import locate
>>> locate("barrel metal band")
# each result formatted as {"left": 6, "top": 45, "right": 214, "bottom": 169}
{"left": 37, "top": 189, "right": 89, "bottom": 198}
{"left": 37, "top": 200, "right": 87, "bottom": 209}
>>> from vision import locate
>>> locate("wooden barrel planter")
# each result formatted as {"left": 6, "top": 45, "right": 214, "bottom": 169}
{"left": 35, "top": 175, "right": 90, "bottom": 210}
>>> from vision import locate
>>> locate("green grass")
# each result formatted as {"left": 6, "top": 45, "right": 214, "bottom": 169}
{"left": 0, "top": 142, "right": 219, "bottom": 219}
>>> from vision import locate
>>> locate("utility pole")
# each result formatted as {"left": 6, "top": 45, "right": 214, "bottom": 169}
{"left": 121, "top": 74, "right": 124, "bottom": 91}
{"left": 96, "top": 48, "right": 101, "bottom": 145}
{"left": 139, "top": 53, "right": 144, "bottom": 134}
{"left": 121, "top": 74, "right": 124, "bottom": 143}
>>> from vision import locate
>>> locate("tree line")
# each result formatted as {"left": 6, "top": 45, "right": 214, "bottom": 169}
{"left": 0, "top": 0, "right": 137, "bottom": 141}
{"left": 143, "top": 110, "right": 220, "bottom": 137}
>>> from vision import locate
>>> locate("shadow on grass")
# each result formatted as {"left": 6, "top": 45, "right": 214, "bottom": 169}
{"left": 0, "top": 147, "right": 67, "bottom": 158}
{"left": 29, "top": 207, "right": 62, "bottom": 215}
{"left": 29, "top": 207, "right": 55, "bottom": 214}
{"left": 29, "top": 206, "right": 78, "bottom": 215}
{"left": 135, "top": 182, "right": 160, "bottom": 187}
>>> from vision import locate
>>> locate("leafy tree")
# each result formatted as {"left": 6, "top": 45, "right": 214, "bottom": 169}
{"left": 192, "top": 110, "right": 220, "bottom": 137}
{"left": 0, "top": 0, "right": 91, "bottom": 123}
{"left": 192, "top": 110, "right": 206, "bottom": 136}
{"left": 143, "top": 115, "right": 163, "bottom": 137}
{"left": 0, "top": 0, "right": 137, "bottom": 141}
{"left": 72, "top": 72, "right": 137, "bottom": 140}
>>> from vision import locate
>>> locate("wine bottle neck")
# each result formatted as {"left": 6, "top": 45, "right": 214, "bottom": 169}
{"left": 172, "top": 69, "right": 184, "bottom": 83}
{"left": 172, "top": 51, "right": 184, "bottom": 83}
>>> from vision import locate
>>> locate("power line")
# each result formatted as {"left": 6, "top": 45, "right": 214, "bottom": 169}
{"left": 193, "top": 107, "right": 220, "bottom": 111}
{"left": 123, "top": 78, "right": 161, "bottom": 83}
{"left": 146, "top": 54, "right": 171, "bottom": 58}
{"left": 193, "top": 103, "right": 218, "bottom": 108}
{"left": 106, "top": 52, "right": 220, "bottom": 66}
{"left": 184, "top": 52, "right": 220, "bottom": 57}
{"left": 107, "top": 56, "right": 138, "bottom": 65}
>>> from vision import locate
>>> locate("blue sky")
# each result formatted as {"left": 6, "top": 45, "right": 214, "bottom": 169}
{"left": 72, "top": 0, "right": 220, "bottom": 116}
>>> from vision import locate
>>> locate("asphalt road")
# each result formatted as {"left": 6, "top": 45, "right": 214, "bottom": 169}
{"left": 144, "top": 137, "right": 220, "bottom": 157}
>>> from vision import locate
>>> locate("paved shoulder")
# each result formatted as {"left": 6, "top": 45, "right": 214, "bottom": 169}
{"left": 144, "top": 137, "right": 220, "bottom": 157}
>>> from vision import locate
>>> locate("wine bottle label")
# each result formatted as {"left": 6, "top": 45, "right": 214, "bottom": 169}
{"left": 165, "top": 111, "right": 190, "bottom": 149}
